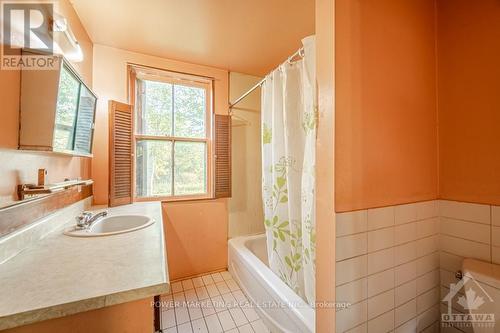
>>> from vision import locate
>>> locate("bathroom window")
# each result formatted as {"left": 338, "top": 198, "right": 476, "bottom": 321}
{"left": 132, "top": 67, "right": 212, "bottom": 200}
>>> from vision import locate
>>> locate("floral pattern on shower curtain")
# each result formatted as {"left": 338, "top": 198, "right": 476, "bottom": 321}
{"left": 261, "top": 36, "right": 316, "bottom": 305}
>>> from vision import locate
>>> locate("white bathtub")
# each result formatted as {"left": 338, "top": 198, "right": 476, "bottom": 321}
{"left": 228, "top": 234, "right": 315, "bottom": 333}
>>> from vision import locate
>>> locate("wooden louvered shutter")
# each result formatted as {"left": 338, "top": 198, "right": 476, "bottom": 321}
{"left": 214, "top": 114, "right": 231, "bottom": 198}
{"left": 108, "top": 100, "right": 133, "bottom": 207}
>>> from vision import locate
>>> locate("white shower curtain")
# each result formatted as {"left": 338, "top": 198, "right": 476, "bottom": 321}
{"left": 261, "top": 36, "right": 316, "bottom": 305}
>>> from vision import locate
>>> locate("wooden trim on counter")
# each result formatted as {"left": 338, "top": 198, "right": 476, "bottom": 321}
{"left": 0, "top": 184, "right": 93, "bottom": 238}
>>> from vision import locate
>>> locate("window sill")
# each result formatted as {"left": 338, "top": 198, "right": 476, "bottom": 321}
{"left": 134, "top": 195, "right": 221, "bottom": 204}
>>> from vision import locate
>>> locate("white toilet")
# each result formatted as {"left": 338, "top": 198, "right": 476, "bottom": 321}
{"left": 444, "top": 259, "right": 500, "bottom": 333}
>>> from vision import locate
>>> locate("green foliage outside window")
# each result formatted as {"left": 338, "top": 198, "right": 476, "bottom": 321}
{"left": 136, "top": 77, "right": 208, "bottom": 198}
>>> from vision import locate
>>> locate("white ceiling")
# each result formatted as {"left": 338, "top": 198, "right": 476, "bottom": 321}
{"left": 70, "top": 0, "right": 315, "bottom": 76}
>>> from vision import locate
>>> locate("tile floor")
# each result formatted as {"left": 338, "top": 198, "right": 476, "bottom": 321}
{"left": 160, "top": 271, "right": 271, "bottom": 333}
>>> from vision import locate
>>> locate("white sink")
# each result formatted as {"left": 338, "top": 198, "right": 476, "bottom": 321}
{"left": 64, "top": 215, "right": 154, "bottom": 237}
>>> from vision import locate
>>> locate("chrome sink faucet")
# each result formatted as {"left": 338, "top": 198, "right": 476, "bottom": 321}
{"left": 75, "top": 211, "right": 108, "bottom": 230}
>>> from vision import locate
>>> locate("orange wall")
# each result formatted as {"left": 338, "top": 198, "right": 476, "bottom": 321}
{"left": 3, "top": 298, "right": 153, "bottom": 333}
{"left": 335, "top": 0, "right": 439, "bottom": 212}
{"left": 0, "top": 0, "right": 93, "bottom": 206}
{"left": 163, "top": 200, "right": 228, "bottom": 280}
{"left": 92, "top": 44, "right": 229, "bottom": 278}
{"left": 437, "top": 0, "right": 500, "bottom": 206}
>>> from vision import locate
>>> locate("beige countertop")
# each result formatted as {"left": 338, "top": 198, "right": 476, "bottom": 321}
{"left": 0, "top": 201, "right": 169, "bottom": 330}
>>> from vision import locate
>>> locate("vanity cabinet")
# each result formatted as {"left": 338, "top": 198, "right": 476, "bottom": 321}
{"left": 19, "top": 52, "right": 97, "bottom": 156}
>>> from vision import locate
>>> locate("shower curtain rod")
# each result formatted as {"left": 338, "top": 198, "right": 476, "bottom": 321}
{"left": 229, "top": 47, "right": 305, "bottom": 110}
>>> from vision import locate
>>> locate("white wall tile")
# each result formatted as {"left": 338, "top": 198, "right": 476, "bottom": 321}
{"left": 395, "top": 241, "right": 417, "bottom": 265}
{"left": 416, "top": 304, "right": 439, "bottom": 331}
{"left": 417, "top": 287, "right": 439, "bottom": 314}
{"left": 346, "top": 323, "right": 367, "bottom": 333}
{"left": 367, "top": 310, "right": 394, "bottom": 333}
{"left": 417, "top": 270, "right": 439, "bottom": 295}
{"left": 493, "top": 246, "right": 500, "bottom": 265}
{"left": 493, "top": 206, "right": 500, "bottom": 226}
{"left": 440, "top": 217, "right": 490, "bottom": 244}
{"left": 440, "top": 288, "right": 469, "bottom": 319}
{"left": 438, "top": 286, "right": 447, "bottom": 303}
{"left": 440, "top": 234, "right": 490, "bottom": 262}
{"left": 395, "top": 280, "right": 417, "bottom": 307}
{"left": 367, "top": 269, "right": 394, "bottom": 298}
{"left": 335, "top": 199, "right": 496, "bottom": 333}
{"left": 395, "top": 318, "right": 417, "bottom": 333}
{"left": 492, "top": 226, "right": 500, "bottom": 247}
{"left": 416, "top": 218, "right": 439, "bottom": 239}
{"left": 368, "top": 228, "right": 394, "bottom": 252}
{"left": 440, "top": 269, "right": 458, "bottom": 290}
{"left": 368, "top": 289, "right": 394, "bottom": 319}
{"left": 337, "top": 278, "right": 368, "bottom": 305}
{"left": 440, "top": 326, "right": 464, "bottom": 333}
{"left": 395, "top": 298, "right": 416, "bottom": 328}
{"left": 439, "top": 252, "right": 463, "bottom": 273}
{"left": 416, "top": 235, "right": 439, "bottom": 257}
{"left": 440, "top": 200, "right": 490, "bottom": 224}
{"left": 367, "top": 206, "right": 395, "bottom": 231}
{"left": 421, "top": 321, "right": 440, "bottom": 333}
{"left": 395, "top": 222, "right": 417, "bottom": 245}
{"left": 337, "top": 255, "right": 368, "bottom": 286}
{"left": 416, "top": 252, "right": 439, "bottom": 275}
{"left": 395, "top": 203, "right": 418, "bottom": 225}
{"left": 336, "top": 300, "right": 368, "bottom": 332}
{"left": 337, "top": 210, "right": 368, "bottom": 237}
{"left": 337, "top": 233, "right": 367, "bottom": 261}
{"left": 368, "top": 247, "right": 394, "bottom": 275}
{"left": 395, "top": 261, "right": 417, "bottom": 286}
{"left": 416, "top": 201, "right": 439, "bottom": 220}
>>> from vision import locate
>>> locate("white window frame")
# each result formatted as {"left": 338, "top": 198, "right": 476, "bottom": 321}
{"left": 129, "top": 65, "right": 213, "bottom": 202}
